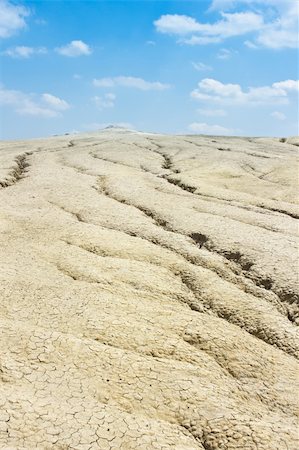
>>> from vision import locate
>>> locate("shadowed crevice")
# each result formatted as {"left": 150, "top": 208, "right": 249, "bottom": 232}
{"left": 0, "top": 153, "right": 31, "bottom": 188}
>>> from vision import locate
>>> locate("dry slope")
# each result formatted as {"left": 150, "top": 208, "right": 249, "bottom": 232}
{"left": 0, "top": 128, "right": 298, "bottom": 450}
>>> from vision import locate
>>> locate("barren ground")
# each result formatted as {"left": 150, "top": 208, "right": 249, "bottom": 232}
{"left": 0, "top": 128, "right": 298, "bottom": 449}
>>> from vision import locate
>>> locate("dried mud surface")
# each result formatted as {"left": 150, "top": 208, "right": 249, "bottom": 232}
{"left": 0, "top": 129, "right": 298, "bottom": 449}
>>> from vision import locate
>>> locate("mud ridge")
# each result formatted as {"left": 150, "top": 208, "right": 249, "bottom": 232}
{"left": 1, "top": 129, "right": 298, "bottom": 450}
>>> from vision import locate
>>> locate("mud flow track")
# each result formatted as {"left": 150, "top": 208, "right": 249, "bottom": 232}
{"left": 0, "top": 129, "right": 298, "bottom": 449}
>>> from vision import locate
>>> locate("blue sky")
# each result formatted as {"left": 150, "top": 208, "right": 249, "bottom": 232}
{"left": 0, "top": 0, "right": 298, "bottom": 139}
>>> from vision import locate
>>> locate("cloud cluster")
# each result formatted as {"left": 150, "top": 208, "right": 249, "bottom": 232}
{"left": 93, "top": 76, "right": 170, "bottom": 91}
{"left": 4, "top": 40, "right": 92, "bottom": 59}
{"left": 3, "top": 46, "right": 47, "bottom": 58}
{"left": 155, "top": 12, "right": 263, "bottom": 43}
{"left": 191, "top": 78, "right": 299, "bottom": 105}
{"left": 154, "top": 0, "right": 298, "bottom": 49}
{"left": 56, "top": 40, "right": 92, "bottom": 57}
{"left": 0, "top": 0, "right": 29, "bottom": 38}
{"left": 0, "top": 87, "right": 70, "bottom": 117}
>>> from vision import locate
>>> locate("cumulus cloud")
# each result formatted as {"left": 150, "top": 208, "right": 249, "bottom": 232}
{"left": 188, "top": 122, "right": 235, "bottom": 135}
{"left": 154, "top": 12, "right": 264, "bottom": 44}
{"left": 271, "top": 111, "right": 286, "bottom": 121}
{"left": 93, "top": 93, "right": 116, "bottom": 109}
{"left": 3, "top": 46, "right": 47, "bottom": 58}
{"left": 256, "top": 26, "right": 298, "bottom": 49}
{"left": 191, "top": 78, "right": 299, "bottom": 105}
{"left": 154, "top": 1, "right": 298, "bottom": 49}
{"left": 272, "top": 80, "right": 299, "bottom": 92}
{"left": 56, "top": 40, "right": 92, "bottom": 57}
{"left": 93, "top": 76, "right": 170, "bottom": 91}
{"left": 0, "top": 86, "right": 70, "bottom": 117}
{"left": 191, "top": 62, "right": 213, "bottom": 71}
{"left": 155, "top": 14, "right": 204, "bottom": 35}
{"left": 252, "top": 1, "right": 298, "bottom": 49}
{"left": 17, "top": 104, "right": 58, "bottom": 117}
{"left": 0, "top": 0, "right": 30, "bottom": 38}
{"left": 42, "top": 93, "right": 70, "bottom": 111}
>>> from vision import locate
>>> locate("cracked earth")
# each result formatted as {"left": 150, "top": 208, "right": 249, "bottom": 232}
{"left": 0, "top": 128, "right": 298, "bottom": 449}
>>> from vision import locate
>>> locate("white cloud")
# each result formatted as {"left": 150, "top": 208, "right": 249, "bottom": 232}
{"left": 56, "top": 40, "right": 92, "bottom": 57}
{"left": 0, "top": 0, "right": 30, "bottom": 38}
{"left": 154, "top": 14, "right": 203, "bottom": 35}
{"left": 197, "top": 108, "right": 227, "bottom": 117}
{"left": 17, "top": 103, "right": 58, "bottom": 118}
{"left": 217, "top": 48, "right": 236, "bottom": 59}
{"left": 191, "top": 78, "right": 299, "bottom": 105}
{"left": 192, "top": 62, "right": 213, "bottom": 71}
{"left": 73, "top": 74, "right": 82, "bottom": 80}
{"left": 93, "top": 76, "right": 170, "bottom": 91}
{"left": 254, "top": 1, "right": 298, "bottom": 49}
{"left": 0, "top": 86, "right": 69, "bottom": 118}
{"left": 93, "top": 78, "right": 115, "bottom": 88}
{"left": 214, "top": 0, "right": 299, "bottom": 49}
{"left": 146, "top": 40, "right": 156, "bottom": 46}
{"left": 93, "top": 93, "right": 116, "bottom": 109}
{"left": 42, "top": 93, "right": 70, "bottom": 111}
{"left": 272, "top": 80, "right": 299, "bottom": 92}
{"left": 188, "top": 122, "right": 235, "bottom": 135}
{"left": 154, "top": 1, "right": 298, "bottom": 49}
{"left": 154, "top": 12, "right": 263, "bottom": 38}
{"left": 271, "top": 111, "right": 286, "bottom": 121}
{"left": 256, "top": 28, "right": 298, "bottom": 49}
{"left": 3, "top": 46, "right": 47, "bottom": 58}
{"left": 154, "top": 12, "right": 264, "bottom": 44}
